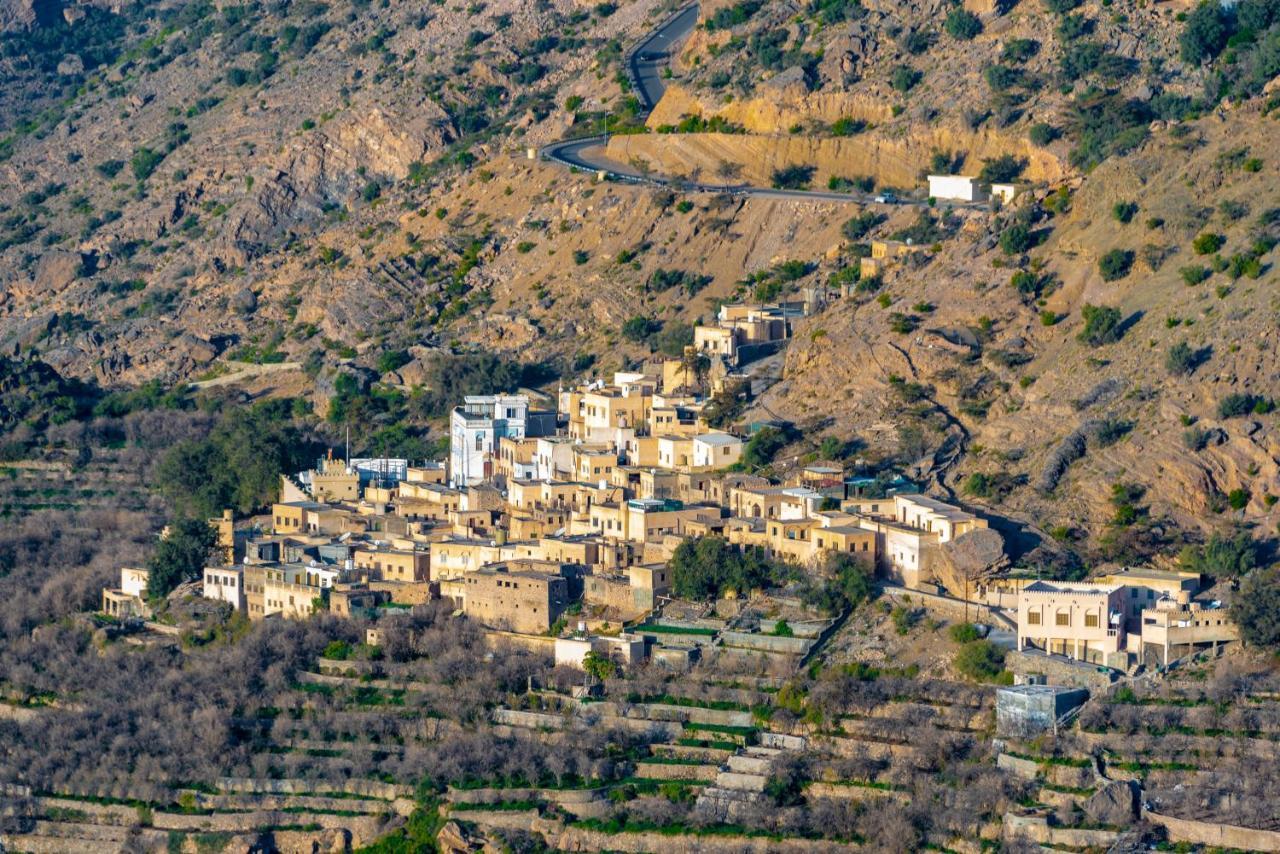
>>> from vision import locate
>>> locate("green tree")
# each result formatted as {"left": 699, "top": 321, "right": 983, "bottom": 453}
{"left": 1077, "top": 303, "right": 1124, "bottom": 346}
{"left": 582, "top": 650, "right": 618, "bottom": 681}
{"left": 1097, "top": 248, "right": 1134, "bottom": 281}
{"left": 1178, "top": 530, "right": 1258, "bottom": 578}
{"left": 1180, "top": 0, "right": 1231, "bottom": 64}
{"left": 803, "top": 551, "right": 875, "bottom": 615}
{"left": 999, "top": 223, "right": 1033, "bottom": 255}
{"left": 147, "top": 518, "right": 218, "bottom": 599}
{"left": 1232, "top": 569, "right": 1280, "bottom": 650}
{"left": 740, "top": 426, "right": 787, "bottom": 470}
{"left": 944, "top": 8, "right": 983, "bottom": 40}
{"left": 668, "top": 536, "right": 789, "bottom": 600}
{"left": 954, "top": 640, "right": 1008, "bottom": 682}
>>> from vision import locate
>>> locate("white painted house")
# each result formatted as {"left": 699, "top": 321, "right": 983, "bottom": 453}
{"left": 927, "top": 174, "right": 983, "bottom": 202}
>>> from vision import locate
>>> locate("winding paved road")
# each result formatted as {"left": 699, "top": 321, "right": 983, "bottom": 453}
{"left": 541, "top": 3, "right": 906, "bottom": 205}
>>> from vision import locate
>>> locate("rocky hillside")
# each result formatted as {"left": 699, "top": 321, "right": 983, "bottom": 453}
{"left": 1, "top": 0, "right": 1279, "bottom": 558}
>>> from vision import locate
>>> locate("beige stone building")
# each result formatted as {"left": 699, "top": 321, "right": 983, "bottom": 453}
{"left": 459, "top": 566, "right": 569, "bottom": 634}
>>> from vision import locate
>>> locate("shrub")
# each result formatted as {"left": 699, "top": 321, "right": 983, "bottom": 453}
{"left": 999, "top": 223, "right": 1033, "bottom": 255}
{"left": 572, "top": 250, "right": 589, "bottom": 265}
{"left": 1164, "top": 341, "right": 1201, "bottom": 376}
{"left": 620, "top": 315, "right": 659, "bottom": 342}
{"left": 96, "top": 159, "right": 125, "bottom": 179}
{"left": 1097, "top": 248, "right": 1134, "bottom": 281}
{"left": 842, "top": 210, "right": 886, "bottom": 240}
{"left": 516, "top": 241, "right": 536, "bottom": 254}
{"left": 949, "top": 622, "right": 981, "bottom": 643}
{"left": 1028, "top": 122, "right": 1059, "bottom": 146}
{"left": 978, "top": 154, "right": 1026, "bottom": 184}
{"left": 1112, "top": 201, "right": 1138, "bottom": 223}
{"left": 1218, "top": 393, "right": 1273, "bottom": 418}
{"left": 1002, "top": 37, "right": 1040, "bottom": 64}
{"left": 1179, "top": 264, "right": 1210, "bottom": 285}
{"left": 889, "top": 65, "right": 921, "bottom": 93}
{"left": 130, "top": 147, "right": 164, "bottom": 181}
{"left": 944, "top": 8, "right": 983, "bottom": 40}
{"left": 377, "top": 350, "right": 411, "bottom": 374}
{"left": 954, "top": 640, "right": 1008, "bottom": 682}
{"left": 830, "top": 116, "right": 866, "bottom": 136}
{"left": 1192, "top": 232, "right": 1224, "bottom": 255}
{"left": 771, "top": 165, "right": 815, "bottom": 189}
{"left": 1077, "top": 303, "right": 1124, "bottom": 346}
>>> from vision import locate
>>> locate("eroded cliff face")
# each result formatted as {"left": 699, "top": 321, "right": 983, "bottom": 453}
{"left": 607, "top": 121, "right": 1067, "bottom": 189}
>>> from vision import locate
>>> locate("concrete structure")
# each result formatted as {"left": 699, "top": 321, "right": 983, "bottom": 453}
{"left": 996, "top": 684, "right": 1090, "bottom": 738}
{"left": 1017, "top": 581, "right": 1127, "bottom": 667}
{"left": 990, "top": 183, "right": 1021, "bottom": 204}
{"left": 927, "top": 174, "right": 982, "bottom": 202}
{"left": 102, "top": 567, "right": 151, "bottom": 619}
{"left": 554, "top": 633, "right": 646, "bottom": 670}
{"left": 1138, "top": 594, "right": 1237, "bottom": 666}
{"left": 203, "top": 565, "right": 246, "bottom": 611}
{"left": 459, "top": 566, "right": 569, "bottom": 634}
{"left": 450, "top": 394, "right": 555, "bottom": 487}
{"left": 692, "top": 432, "right": 743, "bottom": 470}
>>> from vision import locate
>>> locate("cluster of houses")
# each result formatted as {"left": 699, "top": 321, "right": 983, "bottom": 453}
{"left": 98, "top": 301, "right": 1240, "bottom": 676}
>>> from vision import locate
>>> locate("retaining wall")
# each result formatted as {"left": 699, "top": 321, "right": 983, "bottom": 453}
{"left": 1145, "top": 809, "right": 1280, "bottom": 852}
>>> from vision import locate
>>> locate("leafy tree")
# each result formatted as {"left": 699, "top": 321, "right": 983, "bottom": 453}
{"left": 944, "top": 8, "right": 983, "bottom": 40}
{"left": 147, "top": 518, "right": 218, "bottom": 599}
{"left": 620, "top": 315, "right": 660, "bottom": 343}
{"left": 999, "top": 223, "right": 1033, "bottom": 255}
{"left": 1097, "top": 248, "right": 1134, "bottom": 281}
{"left": 1077, "top": 303, "right": 1124, "bottom": 346}
{"left": 130, "top": 147, "right": 164, "bottom": 181}
{"left": 155, "top": 401, "right": 315, "bottom": 517}
{"left": 978, "top": 154, "right": 1026, "bottom": 184}
{"left": 1178, "top": 530, "right": 1258, "bottom": 578}
{"left": 377, "top": 350, "right": 411, "bottom": 374}
{"left": 669, "top": 536, "right": 790, "bottom": 600}
{"left": 1180, "top": 0, "right": 1231, "bottom": 64}
{"left": 842, "top": 210, "right": 886, "bottom": 240}
{"left": 740, "top": 426, "right": 787, "bottom": 470}
{"left": 1232, "top": 569, "right": 1280, "bottom": 650}
{"left": 801, "top": 552, "right": 876, "bottom": 615}
{"left": 770, "top": 165, "right": 815, "bottom": 189}
{"left": 582, "top": 650, "right": 618, "bottom": 681}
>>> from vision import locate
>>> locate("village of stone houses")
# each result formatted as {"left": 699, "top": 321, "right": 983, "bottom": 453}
{"left": 7, "top": 0, "right": 1280, "bottom": 848}
{"left": 40, "top": 321, "right": 1264, "bottom": 853}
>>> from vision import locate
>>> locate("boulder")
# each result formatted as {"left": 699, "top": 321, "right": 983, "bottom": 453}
{"left": 231, "top": 287, "right": 258, "bottom": 315}
{"left": 932, "top": 527, "right": 1008, "bottom": 597}
{"left": 1084, "top": 780, "right": 1137, "bottom": 826}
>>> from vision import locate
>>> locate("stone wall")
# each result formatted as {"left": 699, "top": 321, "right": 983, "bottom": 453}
{"left": 1005, "top": 649, "right": 1118, "bottom": 690}
{"left": 806, "top": 782, "right": 909, "bottom": 803}
{"left": 633, "top": 762, "right": 720, "bottom": 782}
{"left": 217, "top": 776, "right": 412, "bottom": 800}
{"left": 1145, "top": 809, "right": 1280, "bottom": 852}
